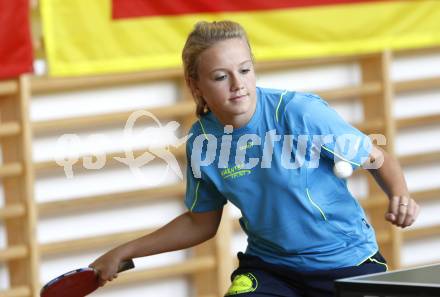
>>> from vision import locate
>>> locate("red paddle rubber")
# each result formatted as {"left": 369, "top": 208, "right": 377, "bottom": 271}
{"left": 40, "top": 259, "right": 135, "bottom": 297}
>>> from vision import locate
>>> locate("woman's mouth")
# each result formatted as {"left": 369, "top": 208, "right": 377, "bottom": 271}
{"left": 230, "top": 94, "right": 247, "bottom": 101}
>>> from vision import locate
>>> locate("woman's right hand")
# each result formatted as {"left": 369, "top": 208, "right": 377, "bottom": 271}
{"left": 88, "top": 210, "right": 223, "bottom": 286}
{"left": 89, "top": 249, "right": 125, "bottom": 287}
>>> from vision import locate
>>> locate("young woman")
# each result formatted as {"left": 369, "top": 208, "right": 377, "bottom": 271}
{"left": 90, "top": 20, "right": 420, "bottom": 296}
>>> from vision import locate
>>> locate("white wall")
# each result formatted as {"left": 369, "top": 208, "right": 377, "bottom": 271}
{"left": 1, "top": 52, "right": 440, "bottom": 294}
{"left": 392, "top": 53, "right": 440, "bottom": 266}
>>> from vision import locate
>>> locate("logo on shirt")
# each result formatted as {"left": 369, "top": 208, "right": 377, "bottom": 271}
{"left": 220, "top": 164, "right": 251, "bottom": 180}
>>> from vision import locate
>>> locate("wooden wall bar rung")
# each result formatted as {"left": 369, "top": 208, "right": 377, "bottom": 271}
{"left": 395, "top": 76, "right": 440, "bottom": 93}
{"left": 411, "top": 187, "right": 440, "bottom": 203}
{"left": 403, "top": 224, "right": 440, "bottom": 241}
{"left": 29, "top": 58, "right": 385, "bottom": 98}
{"left": 38, "top": 182, "right": 185, "bottom": 217}
{"left": 359, "top": 197, "right": 388, "bottom": 210}
{"left": 355, "top": 118, "right": 384, "bottom": 132}
{"left": 399, "top": 150, "right": 440, "bottom": 166}
{"left": 0, "top": 163, "right": 23, "bottom": 178}
{"left": 108, "top": 256, "right": 216, "bottom": 286}
{"left": 32, "top": 100, "right": 195, "bottom": 134}
{"left": 31, "top": 69, "right": 183, "bottom": 94}
{"left": 41, "top": 227, "right": 155, "bottom": 256}
{"left": 317, "top": 82, "right": 382, "bottom": 102}
{"left": 256, "top": 53, "right": 375, "bottom": 71}
{"left": 0, "top": 122, "right": 21, "bottom": 138}
{"left": 0, "top": 286, "right": 30, "bottom": 297}
{"left": 34, "top": 145, "right": 186, "bottom": 172}
{"left": 397, "top": 114, "right": 440, "bottom": 129}
{"left": 0, "top": 204, "right": 26, "bottom": 220}
{"left": 0, "top": 245, "right": 28, "bottom": 262}
{"left": 0, "top": 80, "right": 18, "bottom": 96}
{"left": 394, "top": 46, "right": 440, "bottom": 57}
{"left": 353, "top": 151, "right": 440, "bottom": 176}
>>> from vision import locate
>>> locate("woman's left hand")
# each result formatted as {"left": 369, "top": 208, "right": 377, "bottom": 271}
{"left": 385, "top": 195, "right": 420, "bottom": 228}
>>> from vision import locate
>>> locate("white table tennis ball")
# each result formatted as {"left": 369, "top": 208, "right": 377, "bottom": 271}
{"left": 333, "top": 160, "right": 353, "bottom": 179}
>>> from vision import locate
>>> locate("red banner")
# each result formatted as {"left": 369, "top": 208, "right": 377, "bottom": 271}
{"left": 113, "top": 0, "right": 383, "bottom": 19}
{"left": 0, "top": 0, "right": 33, "bottom": 80}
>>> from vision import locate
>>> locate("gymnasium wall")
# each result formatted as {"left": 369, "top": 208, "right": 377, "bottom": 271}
{"left": 2, "top": 50, "right": 439, "bottom": 296}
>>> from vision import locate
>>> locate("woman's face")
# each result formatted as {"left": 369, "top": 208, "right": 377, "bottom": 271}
{"left": 192, "top": 38, "right": 257, "bottom": 127}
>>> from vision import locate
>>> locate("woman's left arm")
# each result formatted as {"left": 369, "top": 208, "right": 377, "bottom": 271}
{"left": 365, "top": 145, "right": 420, "bottom": 228}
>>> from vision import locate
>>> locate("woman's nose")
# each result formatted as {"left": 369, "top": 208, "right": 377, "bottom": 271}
{"left": 230, "top": 73, "right": 244, "bottom": 91}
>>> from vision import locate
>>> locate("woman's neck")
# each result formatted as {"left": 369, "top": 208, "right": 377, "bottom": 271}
{"left": 217, "top": 100, "right": 256, "bottom": 129}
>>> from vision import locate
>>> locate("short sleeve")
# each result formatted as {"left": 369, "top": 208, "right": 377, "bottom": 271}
{"left": 184, "top": 132, "right": 227, "bottom": 213}
{"left": 285, "top": 93, "right": 372, "bottom": 169}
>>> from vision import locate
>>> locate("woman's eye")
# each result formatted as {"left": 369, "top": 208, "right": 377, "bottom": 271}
{"left": 214, "top": 75, "right": 227, "bottom": 81}
{"left": 240, "top": 69, "right": 251, "bottom": 74}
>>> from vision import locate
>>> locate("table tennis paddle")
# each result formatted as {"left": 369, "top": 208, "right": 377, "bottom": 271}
{"left": 40, "top": 259, "right": 135, "bottom": 297}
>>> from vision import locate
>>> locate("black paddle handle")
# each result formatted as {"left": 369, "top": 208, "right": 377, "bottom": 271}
{"left": 117, "top": 259, "right": 135, "bottom": 273}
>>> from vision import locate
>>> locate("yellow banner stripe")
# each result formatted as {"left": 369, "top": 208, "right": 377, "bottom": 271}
{"left": 41, "top": 0, "right": 440, "bottom": 77}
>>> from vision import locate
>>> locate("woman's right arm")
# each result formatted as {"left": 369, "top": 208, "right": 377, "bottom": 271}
{"left": 90, "top": 208, "right": 223, "bottom": 285}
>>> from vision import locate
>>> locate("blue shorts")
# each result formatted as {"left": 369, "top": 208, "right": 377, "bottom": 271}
{"left": 225, "top": 251, "right": 387, "bottom": 297}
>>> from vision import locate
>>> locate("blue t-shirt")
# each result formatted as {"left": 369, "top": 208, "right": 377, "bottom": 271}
{"left": 185, "top": 87, "right": 378, "bottom": 271}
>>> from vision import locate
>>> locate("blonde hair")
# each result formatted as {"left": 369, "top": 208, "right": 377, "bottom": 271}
{"left": 182, "top": 20, "right": 253, "bottom": 117}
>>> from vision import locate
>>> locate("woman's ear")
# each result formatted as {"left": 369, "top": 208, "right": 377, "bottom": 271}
{"left": 188, "top": 77, "right": 201, "bottom": 98}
